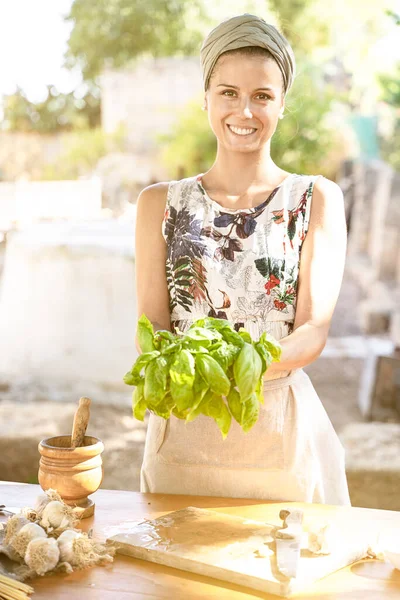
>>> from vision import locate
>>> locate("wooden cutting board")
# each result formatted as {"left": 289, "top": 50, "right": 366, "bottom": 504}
{"left": 108, "top": 506, "right": 371, "bottom": 597}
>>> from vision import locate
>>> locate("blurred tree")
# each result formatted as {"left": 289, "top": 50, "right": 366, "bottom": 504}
{"left": 64, "top": 0, "right": 208, "bottom": 80}
{"left": 2, "top": 85, "right": 100, "bottom": 133}
{"left": 377, "top": 10, "right": 400, "bottom": 170}
{"left": 41, "top": 125, "right": 126, "bottom": 180}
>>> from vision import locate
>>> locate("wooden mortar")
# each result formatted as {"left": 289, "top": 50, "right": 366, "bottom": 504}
{"left": 38, "top": 397, "right": 103, "bottom": 518}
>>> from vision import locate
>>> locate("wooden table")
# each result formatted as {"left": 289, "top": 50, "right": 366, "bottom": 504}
{"left": 1, "top": 482, "right": 400, "bottom": 599}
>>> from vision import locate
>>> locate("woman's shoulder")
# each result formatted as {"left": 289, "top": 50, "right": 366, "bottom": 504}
{"left": 136, "top": 175, "right": 199, "bottom": 220}
{"left": 138, "top": 175, "right": 198, "bottom": 200}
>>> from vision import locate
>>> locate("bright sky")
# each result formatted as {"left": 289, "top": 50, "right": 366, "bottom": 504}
{"left": 0, "top": 0, "right": 399, "bottom": 104}
{"left": 0, "top": 0, "right": 79, "bottom": 103}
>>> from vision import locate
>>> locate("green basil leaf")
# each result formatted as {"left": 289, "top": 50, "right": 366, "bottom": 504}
{"left": 193, "top": 369, "right": 209, "bottom": 397}
{"left": 254, "top": 343, "right": 273, "bottom": 375}
{"left": 132, "top": 381, "right": 146, "bottom": 421}
{"left": 220, "top": 327, "right": 245, "bottom": 348}
{"left": 186, "top": 380, "right": 209, "bottom": 421}
{"left": 185, "top": 345, "right": 209, "bottom": 354}
{"left": 154, "top": 330, "right": 177, "bottom": 353}
{"left": 137, "top": 314, "right": 156, "bottom": 353}
{"left": 124, "top": 371, "right": 144, "bottom": 386}
{"left": 144, "top": 356, "right": 168, "bottom": 404}
{"left": 259, "top": 332, "right": 282, "bottom": 362}
{"left": 202, "top": 317, "right": 230, "bottom": 331}
{"left": 184, "top": 326, "right": 222, "bottom": 343}
{"left": 123, "top": 351, "right": 160, "bottom": 385}
{"left": 201, "top": 391, "right": 223, "bottom": 418}
{"left": 210, "top": 340, "right": 239, "bottom": 372}
{"left": 255, "top": 377, "right": 264, "bottom": 405}
{"left": 238, "top": 328, "right": 252, "bottom": 343}
{"left": 195, "top": 354, "right": 231, "bottom": 396}
{"left": 153, "top": 393, "right": 175, "bottom": 419}
{"left": 155, "top": 330, "right": 176, "bottom": 343}
{"left": 241, "top": 393, "right": 259, "bottom": 433}
{"left": 169, "top": 349, "right": 195, "bottom": 411}
{"left": 170, "top": 380, "right": 194, "bottom": 411}
{"left": 215, "top": 402, "right": 232, "bottom": 440}
{"left": 233, "top": 343, "right": 262, "bottom": 401}
{"left": 161, "top": 341, "right": 182, "bottom": 355}
{"left": 170, "top": 349, "right": 195, "bottom": 386}
{"left": 227, "top": 387, "right": 242, "bottom": 424}
{"left": 172, "top": 406, "right": 187, "bottom": 420}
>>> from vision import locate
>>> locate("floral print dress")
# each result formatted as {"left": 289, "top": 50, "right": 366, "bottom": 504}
{"left": 163, "top": 172, "right": 309, "bottom": 347}
{"left": 140, "top": 173, "right": 351, "bottom": 506}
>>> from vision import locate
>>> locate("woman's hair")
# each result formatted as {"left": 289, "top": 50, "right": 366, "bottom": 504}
{"left": 200, "top": 14, "right": 296, "bottom": 97}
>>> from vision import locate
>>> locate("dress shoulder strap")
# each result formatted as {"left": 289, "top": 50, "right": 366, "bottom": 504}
{"left": 286, "top": 174, "right": 324, "bottom": 241}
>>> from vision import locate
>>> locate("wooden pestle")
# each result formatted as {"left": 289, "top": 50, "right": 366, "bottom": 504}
{"left": 71, "top": 396, "right": 91, "bottom": 448}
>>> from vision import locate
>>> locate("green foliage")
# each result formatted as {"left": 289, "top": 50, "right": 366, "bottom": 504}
{"left": 124, "top": 314, "right": 282, "bottom": 438}
{"left": 272, "top": 65, "right": 345, "bottom": 176}
{"left": 65, "top": 0, "right": 207, "bottom": 80}
{"left": 377, "top": 63, "right": 400, "bottom": 171}
{"left": 41, "top": 125, "right": 126, "bottom": 180}
{"left": 157, "top": 98, "right": 216, "bottom": 178}
{"left": 1, "top": 85, "right": 100, "bottom": 133}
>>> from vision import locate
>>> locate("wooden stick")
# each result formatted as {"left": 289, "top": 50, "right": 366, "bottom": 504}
{"left": 71, "top": 396, "right": 91, "bottom": 448}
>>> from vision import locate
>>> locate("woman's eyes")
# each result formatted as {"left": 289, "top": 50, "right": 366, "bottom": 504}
{"left": 221, "top": 90, "right": 272, "bottom": 100}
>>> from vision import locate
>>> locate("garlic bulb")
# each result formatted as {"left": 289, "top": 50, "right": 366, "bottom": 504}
{"left": 4, "top": 514, "right": 30, "bottom": 545}
{"left": 57, "top": 529, "right": 82, "bottom": 563}
{"left": 25, "top": 537, "right": 60, "bottom": 575}
{"left": 40, "top": 500, "right": 76, "bottom": 531}
{"left": 10, "top": 522, "right": 47, "bottom": 558}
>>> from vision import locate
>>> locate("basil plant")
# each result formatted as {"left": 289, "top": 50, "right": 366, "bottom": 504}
{"left": 123, "top": 314, "right": 281, "bottom": 439}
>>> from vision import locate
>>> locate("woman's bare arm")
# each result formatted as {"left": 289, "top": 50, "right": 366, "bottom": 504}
{"left": 266, "top": 176, "right": 347, "bottom": 375}
{"left": 135, "top": 182, "right": 172, "bottom": 353}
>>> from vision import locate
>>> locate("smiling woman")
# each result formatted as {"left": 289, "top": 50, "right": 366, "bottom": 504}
{"left": 136, "top": 14, "right": 350, "bottom": 506}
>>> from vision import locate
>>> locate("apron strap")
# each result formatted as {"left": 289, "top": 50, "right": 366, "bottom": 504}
{"left": 262, "top": 369, "right": 303, "bottom": 391}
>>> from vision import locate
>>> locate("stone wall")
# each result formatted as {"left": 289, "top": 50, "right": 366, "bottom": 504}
{"left": 341, "top": 159, "right": 400, "bottom": 339}
{"left": 100, "top": 57, "right": 203, "bottom": 153}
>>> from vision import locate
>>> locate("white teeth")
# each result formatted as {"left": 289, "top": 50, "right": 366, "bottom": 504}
{"left": 228, "top": 125, "right": 256, "bottom": 136}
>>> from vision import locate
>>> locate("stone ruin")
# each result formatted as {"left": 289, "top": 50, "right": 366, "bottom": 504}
{"left": 337, "top": 159, "right": 400, "bottom": 510}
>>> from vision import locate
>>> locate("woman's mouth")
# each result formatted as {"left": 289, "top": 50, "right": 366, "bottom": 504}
{"left": 227, "top": 124, "right": 257, "bottom": 137}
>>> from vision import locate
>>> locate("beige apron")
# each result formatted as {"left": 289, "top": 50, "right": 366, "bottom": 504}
{"left": 140, "top": 364, "right": 350, "bottom": 505}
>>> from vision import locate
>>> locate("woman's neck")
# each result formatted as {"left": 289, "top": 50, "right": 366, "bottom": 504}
{"left": 202, "top": 143, "right": 287, "bottom": 195}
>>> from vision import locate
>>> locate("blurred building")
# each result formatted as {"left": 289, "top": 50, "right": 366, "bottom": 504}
{"left": 101, "top": 56, "right": 202, "bottom": 152}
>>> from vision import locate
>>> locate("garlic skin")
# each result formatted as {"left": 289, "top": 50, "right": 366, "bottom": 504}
{"left": 25, "top": 537, "right": 60, "bottom": 575}
{"left": 10, "top": 522, "right": 47, "bottom": 558}
{"left": 40, "top": 501, "right": 74, "bottom": 531}
{"left": 57, "top": 530, "right": 82, "bottom": 563}
{"left": 35, "top": 494, "right": 51, "bottom": 517}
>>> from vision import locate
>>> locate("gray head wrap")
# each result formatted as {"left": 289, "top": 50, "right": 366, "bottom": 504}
{"left": 200, "top": 14, "right": 296, "bottom": 95}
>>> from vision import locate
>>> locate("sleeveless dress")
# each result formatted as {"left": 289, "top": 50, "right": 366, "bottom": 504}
{"left": 140, "top": 172, "right": 351, "bottom": 505}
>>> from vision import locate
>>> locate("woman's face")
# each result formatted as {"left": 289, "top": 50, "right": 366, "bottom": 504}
{"left": 205, "top": 53, "right": 285, "bottom": 153}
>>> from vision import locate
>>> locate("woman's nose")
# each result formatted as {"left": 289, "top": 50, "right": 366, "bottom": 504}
{"left": 239, "top": 101, "right": 253, "bottom": 119}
